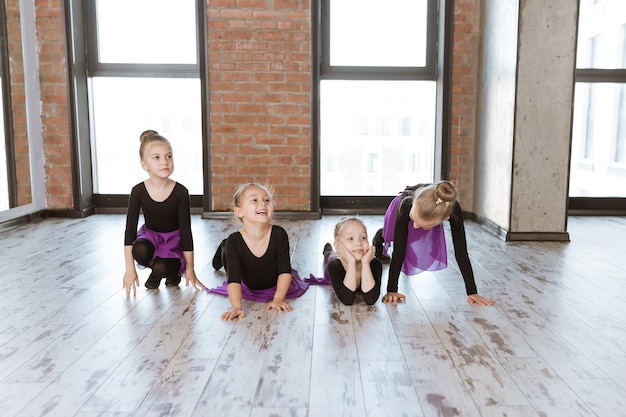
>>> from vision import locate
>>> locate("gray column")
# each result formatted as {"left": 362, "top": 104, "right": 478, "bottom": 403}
{"left": 475, "top": 0, "right": 578, "bottom": 241}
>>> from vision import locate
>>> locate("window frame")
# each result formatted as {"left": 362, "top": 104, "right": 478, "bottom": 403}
{"left": 320, "top": 0, "right": 438, "bottom": 81}
{"left": 66, "top": 0, "right": 210, "bottom": 213}
{"left": 570, "top": 72, "right": 626, "bottom": 213}
{"left": 0, "top": 0, "right": 17, "bottom": 209}
{"left": 570, "top": 4, "right": 626, "bottom": 214}
{"left": 84, "top": 0, "right": 200, "bottom": 78}
{"left": 316, "top": 0, "right": 447, "bottom": 213}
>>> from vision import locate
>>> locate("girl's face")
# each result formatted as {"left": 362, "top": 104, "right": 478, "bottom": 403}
{"left": 335, "top": 221, "right": 369, "bottom": 260}
{"left": 141, "top": 142, "right": 174, "bottom": 179}
{"left": 409, "top": 205, "right": 446, "bottom": 230}
{"left": 235, "top": 186, "right": 273, "bottom": 224}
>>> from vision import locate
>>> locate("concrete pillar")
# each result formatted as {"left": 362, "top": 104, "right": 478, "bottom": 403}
{"left": 475, "top": 0, "right": 579, "bottom": 241}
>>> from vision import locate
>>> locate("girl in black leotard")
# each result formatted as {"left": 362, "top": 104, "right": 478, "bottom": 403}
{"left": 373, "top": 181, "right": 494, "bottom": 306}
{"left": 209, "top": 183, "right": 308, "bottom": 320}
{"left": 321, "top": 217, "right": 382, "bottom": 305}
{"left": 123, "top": 130, "right": 205, "bottom": 295}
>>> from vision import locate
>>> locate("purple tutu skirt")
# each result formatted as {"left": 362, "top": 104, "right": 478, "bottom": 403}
{"left": 304, "top": 252, "right": 337, "bottom": 285}
{"left": 135, "top": 225, "right": 186, "bottom": 275}
{"left": 382, "top": 194, "right": 448, "bottom": 276}
{"left": 207, "top": 269, "right": 309, "bottom": 302}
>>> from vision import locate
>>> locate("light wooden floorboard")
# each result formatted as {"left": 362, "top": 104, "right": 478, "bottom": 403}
{"left": 0, "top": 214, "right": 625, "bottom": 417}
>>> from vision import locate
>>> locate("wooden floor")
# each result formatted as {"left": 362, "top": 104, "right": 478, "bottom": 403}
{"left": 1, "top": 214, "right": 625, "bottom": 417}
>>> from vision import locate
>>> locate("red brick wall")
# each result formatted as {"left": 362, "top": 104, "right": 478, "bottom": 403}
{"left": 12, "top": 0, "right": 479, "bottom": 213}
{"left": 449, "top": 0, "right": 480, "bottom": 211}
{"left": 35, "top": 0, "right": 73, "bottom": 209}
{"left": 207, "top": 0, "right": 312, "bottom": 211}
{"left": 6, "top": 0, "right": 31, "bottom": 206}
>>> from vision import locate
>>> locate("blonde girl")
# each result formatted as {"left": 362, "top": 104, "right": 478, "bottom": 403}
{"left": 373, "top": 181, "right": 494, "bottom": 306}
{"left": 122, "top": 130, "right": 205, "bottom": 295}
{"left": 208, "top": 183, "right": 308, "bottom": 320}
{"left": 321, "top": 217, "right": 382, "bottom": 305}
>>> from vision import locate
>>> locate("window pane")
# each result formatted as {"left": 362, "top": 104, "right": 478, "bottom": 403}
{"left": 576, "top": 0, "right": 626, "bottom": 69}
{"left": 320, "top": 80, "right": 435, "bottom": 196}
{"left": 90, "top": 77, "right": 203, "bottom": 194}
{"left": 95, "top": 0, "right": 197, "bottom": 64}
{"left": 570, "top": 82, "right": 626, "bottom": 197}
{"left": 330, "top": 0, "right": 428, "bottom": 67}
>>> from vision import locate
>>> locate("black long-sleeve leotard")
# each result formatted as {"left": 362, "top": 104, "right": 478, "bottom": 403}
{"left": 226, "top": 225, "right": 292, "bottom": 290}
{"left": 326, "top": 257, "right": 383, "bottom": 305}
{"left": 386, "top": 184, "right": 477, "bottom": 296}
{"left": 123, "top": 181, "right": 193, "bottom": 251}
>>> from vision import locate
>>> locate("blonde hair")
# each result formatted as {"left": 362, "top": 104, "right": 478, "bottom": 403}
{"left": 139, "top": 130, "right": 172, "bottom": 159}
{"left": 232, "top": 182, "right": 274, "bottom": 222}
{"left": 333, "top": 216, "right": 367, "bottom": 240}
{"left": 412, "top": 181, "right": 457, "bottom": 221}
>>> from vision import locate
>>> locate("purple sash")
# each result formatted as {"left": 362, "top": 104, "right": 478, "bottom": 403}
{"left": 135, "top": 225, "right": 186, "bottom": 275}
{"left": 382, "top": 194, "right": 448, "bottom": 276}
{"left": 304, "top": 252, "right": 338, "bottom": 285}
{"left": 207, "top": 269, "right": 309, "bottom": 302}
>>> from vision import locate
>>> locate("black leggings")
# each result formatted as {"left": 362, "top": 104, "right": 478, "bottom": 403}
{"left": 372, "top": 228, "right": 385, "bottom": 258}
{"left": 132, "top": 239, "right": 181, "bottom": 278}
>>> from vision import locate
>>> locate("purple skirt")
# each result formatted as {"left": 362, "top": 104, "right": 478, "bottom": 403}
{"left": 135, "top": 225, "right": 186, "bottom": 275}
{"left": 207, "top": 269, "right": 310, "bottom": 302}
{"left": 304, "top": 252, "right": 337, "bottom": 285}
{"left": 382, "top": 194, "right": 448, "bottom": 276}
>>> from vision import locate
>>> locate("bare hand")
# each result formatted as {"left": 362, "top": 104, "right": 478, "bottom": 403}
{"left": 221, "top": 308, "right": 246, "bottom": 321}
{"left": 123, "top": 270, "right": 139, "bottom": 297}
{"left": 361, "top": 245, "right": 375, "bottom": 264}
{"left": 382, "top": 292, "right": 406, "bottom": 305}
{"left": 266, "top": 299, "right": 293, "bottom": 312}
{"left": 335, "top": 242, "right": 356, "bottom": 265}
{"left": 184, "top": 269, "right": 206, "bottom": 290}
{"left": 467, "top": 293, "right": 495, "bottom": 306}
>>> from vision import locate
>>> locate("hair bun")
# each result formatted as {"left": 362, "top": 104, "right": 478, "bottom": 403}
{"left": 435, "top": 180, "right": 457, "bottom": 203}
{"left": 140, "top": 130, "right": 159, "bottom": 142}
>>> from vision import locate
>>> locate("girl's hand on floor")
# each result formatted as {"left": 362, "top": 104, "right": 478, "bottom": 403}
{"left": 185, "top": 269, "right": 206, "bottom": 290}
{"left": 382, "top": 292, "right": 406, "bottom": 305}
{"left": 221, "top": 308, "right": 246, "bottom": 321}
{"left": 266, "top": 299, "right": 293, "bottom": 312}
{"left": 467, "top": 293, "right": 496, "bottom": 306}
{"left": 123, "top": 271, "right": 139, "bottom": 297}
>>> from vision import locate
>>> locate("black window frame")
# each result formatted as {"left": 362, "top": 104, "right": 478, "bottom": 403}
{"left": 0, "top": 0, "right": 17, "bottom": 209}
{"left": 570, "top": 66, "right": 626, "bottom": 215}
{"left": 570, "top": 12, "right": 626, "bottom": 214}
{"left": 315, "top": 0, "right": 449, "bottom": 214}
{"left": 84, "top": 0, "right": 200, "bottom": 78}
{"left": 320, "top": 0, "right": 437, "bottom": 81}
{"left": 65, "top": 0, "right": 210, "bottom": 214}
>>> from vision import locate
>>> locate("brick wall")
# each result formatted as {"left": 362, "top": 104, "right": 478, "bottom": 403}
{"left": 6, "top": 0, "right": 31, "bottom": 206}
{"left": 11, "top": 0, "right": 479, "bottom": 213}
{"left": 35, "top": 0, "right": 73, "bottom": 209}
{"left": 449, "top": 0, "right": 480, "bottom": 211}
{"left": 207, "top": 0, "right": 312, "bottom": 211}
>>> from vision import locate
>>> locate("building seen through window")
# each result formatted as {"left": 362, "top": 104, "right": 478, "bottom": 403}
{"left": 320, "top": 81, "right": 435, "bottom": 195}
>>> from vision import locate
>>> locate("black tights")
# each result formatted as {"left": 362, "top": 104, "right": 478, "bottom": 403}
{"left": 212, "top": 239, "right": 229, "bottom": 272}
{"left": 132, "top": 239, "right": 180, "bottom": 278}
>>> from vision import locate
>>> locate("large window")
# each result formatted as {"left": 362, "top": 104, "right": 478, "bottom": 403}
{"left": 571, "top": 0, "right": 626, "bottom": 199}
{"left": 319, "top": 0, "right": 438, "bottom": 198}
{"left": 86, "top": 0, "right": 204, "bottom": 195}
